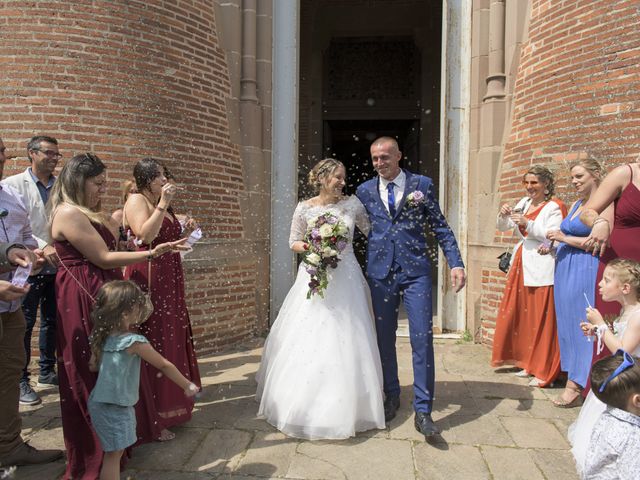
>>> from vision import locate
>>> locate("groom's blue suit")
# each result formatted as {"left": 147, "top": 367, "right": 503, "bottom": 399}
{"left": 356, "top": 170, "right": 464, "bottom": 413}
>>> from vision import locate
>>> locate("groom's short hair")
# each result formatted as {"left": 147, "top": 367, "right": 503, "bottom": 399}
{"left": 371, "top": 136, "right": 400, "bottom": 153}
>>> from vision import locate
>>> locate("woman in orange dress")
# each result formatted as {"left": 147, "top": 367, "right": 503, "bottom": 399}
{"left": 491, "top": 165, "right": 567, "bottom": 387}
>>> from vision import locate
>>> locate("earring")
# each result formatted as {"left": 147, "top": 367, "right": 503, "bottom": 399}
{"left": 544, "top": 189, "right": 549, "bottom": 195}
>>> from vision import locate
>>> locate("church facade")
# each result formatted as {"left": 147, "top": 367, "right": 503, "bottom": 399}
{"left": 1, "top": 0, "right": 638, "bottom": 352}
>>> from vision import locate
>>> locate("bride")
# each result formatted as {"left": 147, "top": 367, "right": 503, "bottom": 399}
{"left": 256, "top": 158, "right": 385, "bottom": 440}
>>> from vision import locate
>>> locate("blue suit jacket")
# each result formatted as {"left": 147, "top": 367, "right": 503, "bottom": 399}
{"left": 356, "top": 170, "right": 464, "bottom": 280}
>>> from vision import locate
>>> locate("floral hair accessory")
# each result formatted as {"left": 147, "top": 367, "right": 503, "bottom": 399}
{"left": 405, "top": 190, "right": 425, "bottom": 208}
{"left": 302, "top": 212, "right": 350, "bottom": 298}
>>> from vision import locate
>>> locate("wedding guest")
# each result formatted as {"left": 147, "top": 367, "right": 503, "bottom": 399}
{"left": 3, "top": 135, "right": 61, "bottom": 406}
{"left": 583, "top": 351, "right": 640, "bottom": 480}
{"left": 257, "top": 158, "right": 384, "bottom": 439}
{"left": 123, "top": 158, "right": 201, "bottom": 442}
{"left": 49, "top": 153, "right": 186, "bottom": 479}
{"left": 492, "top": 165, "right": 567, "bottom": 387}
{"left": 0, "top": 136, "right": 63, "bottom": 468}
{"left": 111, "top": 179, "right": 137, "bottom": 226}
{"left": 570, "top": 258, "right": 640, "bottom": 476}
{"left": 544, "top": 159, "right": 612, "bottom": 407}
{"left": 581, "top": 157, "right": 640, "bottom": 390}
{"left": 88, "top": 281, "right": 198, "bottom": 480}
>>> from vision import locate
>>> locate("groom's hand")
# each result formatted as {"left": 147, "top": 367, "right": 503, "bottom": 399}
{"left": 451, "top": 267, "right": 466, "bottom": 293}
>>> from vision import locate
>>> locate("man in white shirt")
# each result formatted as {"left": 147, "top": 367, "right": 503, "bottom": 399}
{"left": 0, "top": 136, "right": 63, "bottom": 468}
{"left": 3, "top": 136, "right": 60, "bottom": 406}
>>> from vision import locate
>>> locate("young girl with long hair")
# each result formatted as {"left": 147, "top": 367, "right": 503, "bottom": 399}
{"left": 569, "top": 258, "right": 640, "bottom": 474}
{"left": 88, "top": 280, "right": 198, "bottom": 480}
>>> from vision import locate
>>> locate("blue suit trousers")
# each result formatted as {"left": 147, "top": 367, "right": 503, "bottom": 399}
{"left": 368, "top": 267, "right": 435, "bottom": 413}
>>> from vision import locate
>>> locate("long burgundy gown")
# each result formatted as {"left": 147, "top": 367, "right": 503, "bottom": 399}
{"left": 125, "top": 213, "right": 201, "bottom": 438}
{"left": 587, "top": 165, "right": 640, "bottom": 392}
{"left": 55, "top": 223, "right": 123, "bottom": 480}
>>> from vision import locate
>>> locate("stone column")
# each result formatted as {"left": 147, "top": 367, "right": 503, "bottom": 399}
{"left": 241, "top": 0, "right": 258, "bottom": 102}
{"left": 484, "top": 0, "right": 506, "bottom": 100}
{"left": 270, "top": 0, "right": 299, "bottom": 322}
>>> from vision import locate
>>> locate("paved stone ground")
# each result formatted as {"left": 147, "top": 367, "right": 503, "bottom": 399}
{"left": 14, "top": 338, "right": 580, "bottom": 480}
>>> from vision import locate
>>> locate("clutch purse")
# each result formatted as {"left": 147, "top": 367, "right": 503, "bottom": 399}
{"left": 497, "top": 251, "right": 512, "bottom": 274}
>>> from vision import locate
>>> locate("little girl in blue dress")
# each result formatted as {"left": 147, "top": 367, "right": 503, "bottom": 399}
{"left": 87, "top": 280, "right": 199, "bottom": 480}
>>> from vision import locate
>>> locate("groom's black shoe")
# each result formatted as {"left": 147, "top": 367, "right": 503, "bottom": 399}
{"left": 384, "top": 396, "right": 400, "bottom": 422}
{"left": 414, "top": 412, "right": 439, "bottom": 438}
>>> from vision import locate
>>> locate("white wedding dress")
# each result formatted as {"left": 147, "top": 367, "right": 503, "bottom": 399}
{"left": 256, "top": 195, "right": 385, "bottom": 440}
{"left": 568, "top": 318, "right": 640, "bottom": 476}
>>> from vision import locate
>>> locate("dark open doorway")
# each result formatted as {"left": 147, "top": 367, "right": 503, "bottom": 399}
{"left": 323, "top": 119, "right": 420, "bottom": 195}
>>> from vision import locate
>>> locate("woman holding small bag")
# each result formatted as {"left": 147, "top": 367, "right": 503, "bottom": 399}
{"left": 491, "top": 165, "right": 567, "bottom": 387}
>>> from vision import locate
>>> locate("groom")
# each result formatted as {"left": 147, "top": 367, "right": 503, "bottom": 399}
{"left": 356, "top": 136, "right": 466, "bottom": 439}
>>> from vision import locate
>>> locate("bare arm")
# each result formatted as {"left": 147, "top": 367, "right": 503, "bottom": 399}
{"left": 123, "top": 193, "right": 167, "bottom": 245}
{"left": 581, "top": 165, "right": 629, "bottom": 220}
{"left": 51, "top": 205, "right": 187, "bottom": 269}
{"left": 127, "top": 342, "right": 198, "bottom": 396}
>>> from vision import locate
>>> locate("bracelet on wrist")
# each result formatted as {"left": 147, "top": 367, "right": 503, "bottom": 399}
{"left": 592, "top": 217, "right": 610, "bottom": 227}
{"left": 146, "top": 252, "right": 154, "bottom": 261}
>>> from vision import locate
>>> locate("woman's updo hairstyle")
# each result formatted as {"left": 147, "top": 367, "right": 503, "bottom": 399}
{"left": 569, "top": 158, "right": 607, "bottom": 185}
{"left": 525, "top": 164, "right": 555, "bottom": 200}
{"left": 307, "top": 158, "right": 345, "bottom": 194}
{"left": 133, "top": 158, "right": 163, "bottom": 192}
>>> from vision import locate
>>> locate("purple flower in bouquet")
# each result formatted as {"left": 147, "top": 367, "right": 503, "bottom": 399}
{"left": 301, "top": 211, "right": 350, "bottom": 299}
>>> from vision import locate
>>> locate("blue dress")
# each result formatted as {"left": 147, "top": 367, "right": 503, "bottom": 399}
{"left": 553, "top": 200, "right": 597, "bottom": 388}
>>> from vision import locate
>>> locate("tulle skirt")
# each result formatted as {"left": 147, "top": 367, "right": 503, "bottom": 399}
{"left": 256, "top": 253, "right": 385, "bottom": 440}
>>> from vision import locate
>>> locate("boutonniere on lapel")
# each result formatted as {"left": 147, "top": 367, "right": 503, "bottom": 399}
{"left": 405, "top": 190, "right": 425, "bottom": 208}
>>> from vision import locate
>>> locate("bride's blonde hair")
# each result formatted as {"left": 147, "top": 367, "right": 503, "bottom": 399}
{"left": 308, "top": 158, "right": 345, "bottom": 194}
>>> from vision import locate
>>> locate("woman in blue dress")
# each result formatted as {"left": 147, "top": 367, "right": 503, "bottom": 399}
{"left": 544, "top": 159, "right": 612, "bottom": 407}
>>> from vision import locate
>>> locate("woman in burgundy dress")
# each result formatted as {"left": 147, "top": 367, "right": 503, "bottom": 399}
{"left": 50, "top": 153, "right": 186, "bottom": 480}
{"left": 580, "top": 159, "right": 640, "bottom": 390}
{"left": 123, "top": 158, "right": 201, "bottom": 442}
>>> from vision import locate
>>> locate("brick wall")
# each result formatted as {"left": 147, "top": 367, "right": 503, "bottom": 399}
{"left": 481, "top": 0, "right": 640, "bottom": 343}
{"left": 0, "top": 0, "right": 260, "bottom": 357}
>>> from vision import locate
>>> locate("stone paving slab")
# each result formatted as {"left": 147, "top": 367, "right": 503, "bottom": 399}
{"left": 12, "top": 339, "right": 580, "bottom": 479}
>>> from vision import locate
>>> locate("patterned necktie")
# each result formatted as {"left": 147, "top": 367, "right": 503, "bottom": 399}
{"left": 387, "top": 182, "right": 396, "bottom": 217}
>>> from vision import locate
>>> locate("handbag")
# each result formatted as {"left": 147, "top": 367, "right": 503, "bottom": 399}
{"left": 497, "top": 251, "right": 512, "bottom": 274}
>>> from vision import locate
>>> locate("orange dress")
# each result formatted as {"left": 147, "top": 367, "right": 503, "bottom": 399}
{"left": 491, "top": 200, "right": 567, "bottom": 386}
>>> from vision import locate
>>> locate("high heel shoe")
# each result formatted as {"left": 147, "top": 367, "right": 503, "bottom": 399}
{"left": 552, "top": 387, "right": 583, "bottom": 408}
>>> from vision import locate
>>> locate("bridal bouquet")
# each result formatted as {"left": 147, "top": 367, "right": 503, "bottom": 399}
{"left": 302, "top": 212, "right": 350, "bottom": 298}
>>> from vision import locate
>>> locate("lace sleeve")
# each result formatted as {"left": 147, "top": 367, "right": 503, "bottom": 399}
{"left": 288, "top": 202, "right": 308, "bottom": 248}
{"left": 352, "top": 196, "right": 371, "bottom": 236}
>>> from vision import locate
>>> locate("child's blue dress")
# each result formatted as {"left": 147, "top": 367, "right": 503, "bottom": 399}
{"left": 88, "top": 333, "right": 148, "bottom": 452}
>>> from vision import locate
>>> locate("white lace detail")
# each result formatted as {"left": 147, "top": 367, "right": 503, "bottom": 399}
{"left": 288, "top": 195, "right": 370, "bottom": 251}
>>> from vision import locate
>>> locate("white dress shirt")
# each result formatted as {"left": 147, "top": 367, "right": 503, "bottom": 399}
{"left": 378, "top": 170, "right": 406, "bottom": 214}
{"left": 0, "top": 184, "right": 38, "bottom": 313}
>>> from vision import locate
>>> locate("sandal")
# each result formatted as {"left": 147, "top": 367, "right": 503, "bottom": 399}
{"left": 552, "top": 387, "right": 583, "bottom": 408}
{"left": 157, "top": 429, "right": 176, "bottom": 442}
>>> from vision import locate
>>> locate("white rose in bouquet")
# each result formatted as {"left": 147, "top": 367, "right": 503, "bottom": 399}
{"left": 336, "top": 223, "right": 349, "bottom": 236}
{"left": 306, "top": 252, "right": 321, "bottom": 265}
{"left": 322, "top": 247, "right": 338, "bottom": 257}
{"left": 319, "top": 223, "right": 334, "bottom": 238}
